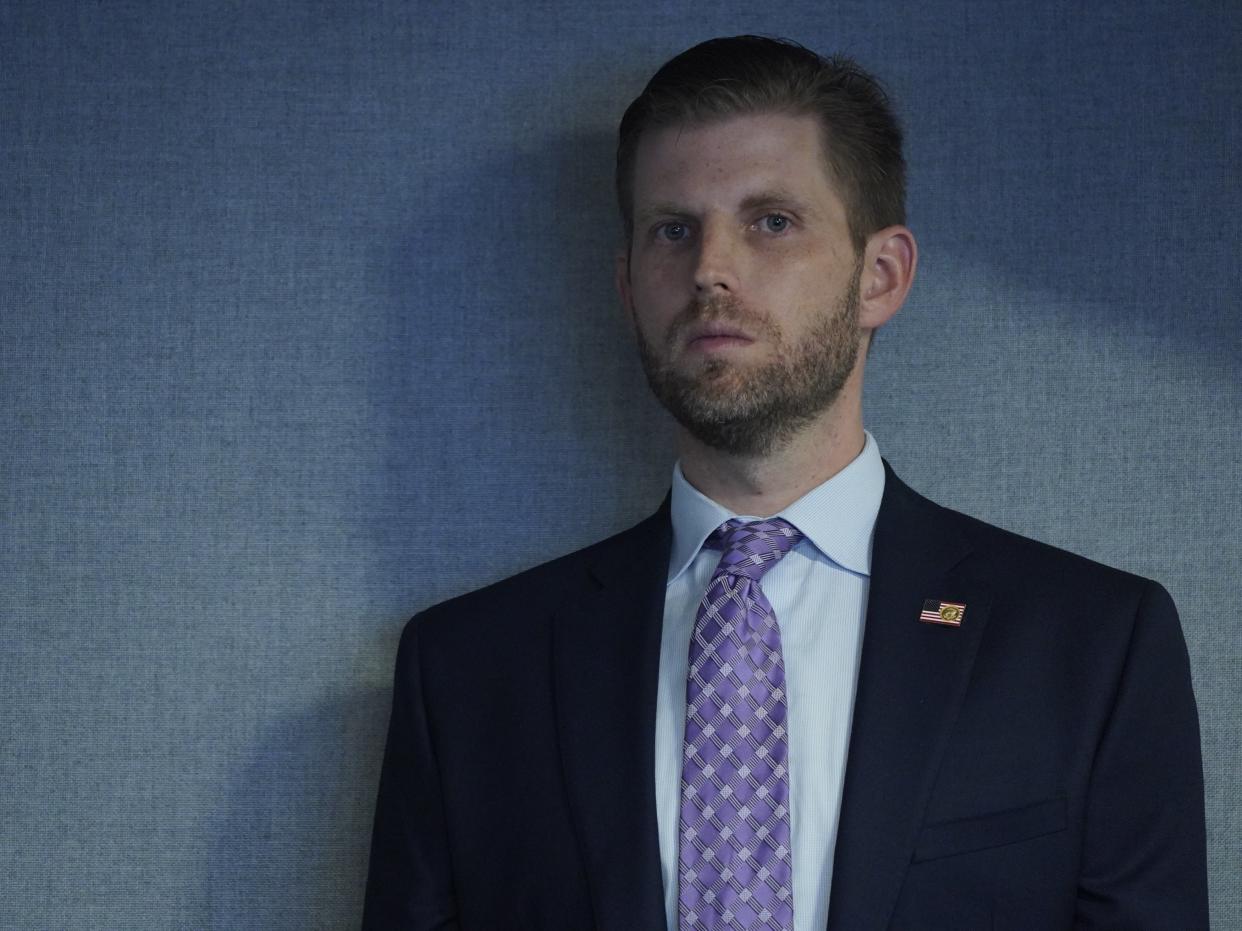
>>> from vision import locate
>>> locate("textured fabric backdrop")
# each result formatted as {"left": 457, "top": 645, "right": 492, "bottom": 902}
{"left": 2, "top": 1, "right": 1238, "bottom": 928}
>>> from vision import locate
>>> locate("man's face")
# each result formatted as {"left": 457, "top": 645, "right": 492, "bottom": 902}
{"left": 618, "top": 111, "right": 865, "bottom": 457}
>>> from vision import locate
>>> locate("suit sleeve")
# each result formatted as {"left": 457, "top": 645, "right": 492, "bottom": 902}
{"left": 362, "top": 615, "right": 460, "bottom": 930}
{"left": 1075, "top": 581, "right": 1208, "bottom": 929}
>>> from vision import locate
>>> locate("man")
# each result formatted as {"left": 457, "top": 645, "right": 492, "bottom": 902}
{"left": 363, "top": 36, "right": 1207, "bottom": 930}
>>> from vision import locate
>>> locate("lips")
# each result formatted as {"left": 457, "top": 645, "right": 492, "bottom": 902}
{"left": 683, "top": 321, "right": 754, "bottom": 351}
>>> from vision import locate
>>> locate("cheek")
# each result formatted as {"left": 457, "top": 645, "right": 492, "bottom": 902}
{"left": 632, "top": 248, "right": 686, "bottom": 286}
{"left": 629, "top": 257, "right": 687, "bottom": 312}
{"left": 771, "top": 255, "right": 848, "bottom": 304}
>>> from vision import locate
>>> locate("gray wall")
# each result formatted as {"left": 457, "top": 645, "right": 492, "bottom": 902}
{"left": 3, "top": 1, "right": 1238, "bottom": 928}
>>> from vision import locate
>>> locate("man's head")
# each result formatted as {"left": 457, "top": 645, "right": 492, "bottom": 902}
{"left": 614, "top": 37, "right": 916, "bottom": 458}
{"left": 616, "top": 35, "right": 906, "bottom": 255}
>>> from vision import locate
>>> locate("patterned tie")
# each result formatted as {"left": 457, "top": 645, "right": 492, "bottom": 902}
{"left": 679, "top": 518, "right": 803, "bottom": 931}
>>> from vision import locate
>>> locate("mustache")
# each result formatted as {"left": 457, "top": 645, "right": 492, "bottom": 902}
{"left": 666, "top": 295, "right": 777, "bottom": 343}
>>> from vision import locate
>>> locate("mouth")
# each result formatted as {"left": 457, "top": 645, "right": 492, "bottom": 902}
{"left": 683, "top": 322, "right": 755, "bottom": 353}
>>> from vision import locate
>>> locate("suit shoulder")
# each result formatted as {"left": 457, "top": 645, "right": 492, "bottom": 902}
{"left": 402, "top": 503, "right": 669, "bottom": 643}
{"left": 883, "top": 470, "right": 1184, "bottom": 676}
{"left": 879, "top": 461, "right": 1167, "bottom": 613}
{"left": 914, "top": 487, "right": 1169, "bottom": 609}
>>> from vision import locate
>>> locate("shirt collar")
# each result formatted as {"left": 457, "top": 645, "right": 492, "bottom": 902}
{"left": 667, "top": 430, "right": 886, "bottom": 583}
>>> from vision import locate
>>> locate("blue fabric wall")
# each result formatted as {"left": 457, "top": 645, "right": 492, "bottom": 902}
{"left": 3, "top": 1, "right": 1238, "bottom": 927}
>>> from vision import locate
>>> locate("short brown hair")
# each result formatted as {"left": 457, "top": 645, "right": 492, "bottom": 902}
{"left": 616, "top": 35, "right": 905, "bottom": 253}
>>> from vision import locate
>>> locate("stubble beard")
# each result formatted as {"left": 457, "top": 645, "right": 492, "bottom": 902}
{"left": 635, "top": 265, "right": 864, "bottom": 457}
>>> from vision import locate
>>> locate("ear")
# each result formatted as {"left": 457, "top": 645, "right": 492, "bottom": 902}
{"left": 614, "top": 248, "right": 636, "bottom": 326}
{"left": 858, "top": 225, "right": 918, "bottom": 331}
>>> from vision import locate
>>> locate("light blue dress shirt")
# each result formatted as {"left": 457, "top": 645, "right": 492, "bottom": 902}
{"left": 655, "top": 431, "right": 885, "bottom": 931}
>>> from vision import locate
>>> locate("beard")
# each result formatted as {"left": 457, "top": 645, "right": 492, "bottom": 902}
{"left": 634, "top": 264, "right": 863, "bottom": 457}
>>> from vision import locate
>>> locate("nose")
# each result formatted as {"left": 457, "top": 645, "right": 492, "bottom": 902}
{"left": 693, "top": 221, "right": 739, "bottom": 294}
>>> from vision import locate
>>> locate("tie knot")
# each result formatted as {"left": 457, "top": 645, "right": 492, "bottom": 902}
{"left": 707, "top": 517, "right": 803, "bottom": 581}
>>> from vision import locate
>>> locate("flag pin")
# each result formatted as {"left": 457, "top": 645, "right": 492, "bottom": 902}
{"left": 920, "top": 599, "right": 965, "bottom": 627}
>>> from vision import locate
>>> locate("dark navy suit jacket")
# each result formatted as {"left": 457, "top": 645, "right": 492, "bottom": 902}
{"left": 362, "top": 464, "right": 1207, "bottom": 929}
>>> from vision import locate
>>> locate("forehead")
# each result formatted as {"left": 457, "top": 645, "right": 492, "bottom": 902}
{"left": 630, "top": 111, "right": 845, "bottom": 215}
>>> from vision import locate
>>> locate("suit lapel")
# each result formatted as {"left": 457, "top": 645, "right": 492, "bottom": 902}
{"left": 827, "top": 465, "right": 994, "bottom": 931}
{"left": 552, "top": 502, "right": 671, "bottom": 931}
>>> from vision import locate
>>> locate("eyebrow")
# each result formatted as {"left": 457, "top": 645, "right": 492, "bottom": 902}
{"left": 737, "top": 188, "right": 818, "bottom": 216}
{"left": 634, "top": 188, "right": 820, "bottom": 226}
{"left": 633, "top": 202, "right": 693, "bottom": 226}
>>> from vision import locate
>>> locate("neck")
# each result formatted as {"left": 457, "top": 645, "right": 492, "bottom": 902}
{"left": 677, "top": 391, "right": 866, "bottom": 517}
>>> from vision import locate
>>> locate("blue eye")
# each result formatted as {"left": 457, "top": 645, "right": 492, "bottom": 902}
{"left": 658, "top": 222, "right": 689, "bottom": 241}
{"left": 761, "top": 214, "right": 790, "bottom": 233}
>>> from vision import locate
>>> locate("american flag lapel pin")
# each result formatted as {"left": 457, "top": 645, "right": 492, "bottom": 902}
{"left": 920, "top": 599, "right": 965, "bottom": 627}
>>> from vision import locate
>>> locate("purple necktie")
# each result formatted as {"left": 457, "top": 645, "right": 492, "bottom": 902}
{"left": 679, "top": 518, "right": 803, "bottom": 931}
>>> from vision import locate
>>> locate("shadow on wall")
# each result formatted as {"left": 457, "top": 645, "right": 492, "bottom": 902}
{"left": 369, "top": 113, "right": 674, "bottom": 600}
{"left": 203, "top": 687, "right": 388, "bottom": 930}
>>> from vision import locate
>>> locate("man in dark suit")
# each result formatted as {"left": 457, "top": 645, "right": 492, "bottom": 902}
{"left": 363, "top": 36, "right": 1207, "bottom": 930}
